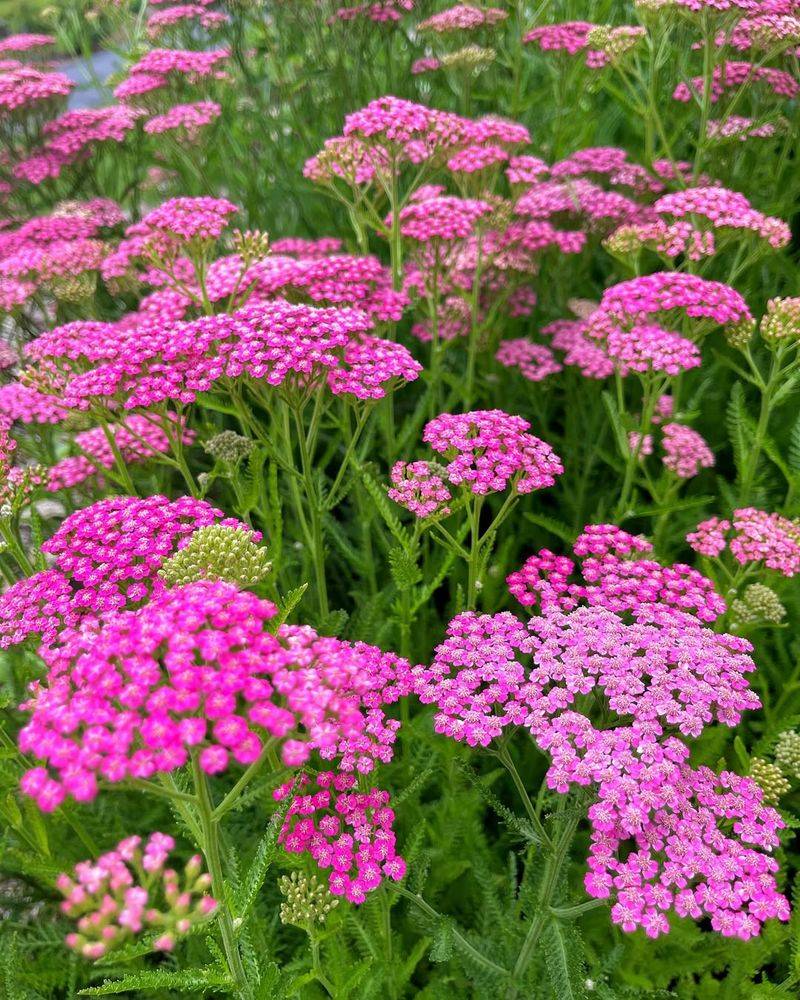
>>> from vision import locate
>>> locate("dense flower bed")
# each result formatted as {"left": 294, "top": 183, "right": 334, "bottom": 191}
{"left": 0, "top": 1, "right": 799, "bottom": 997}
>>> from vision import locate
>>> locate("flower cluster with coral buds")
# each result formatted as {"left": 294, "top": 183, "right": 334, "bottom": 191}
{"left": 58, "top": 833, "right": 216, "bottom": 959}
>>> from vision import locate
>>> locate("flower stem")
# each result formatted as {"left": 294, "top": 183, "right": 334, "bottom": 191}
{"left": 192, "top": 756, "right": 251, "bottom": 997}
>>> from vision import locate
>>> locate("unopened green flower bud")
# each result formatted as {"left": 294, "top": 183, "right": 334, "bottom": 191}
{"left": 775, "top": 730, "right": 800, "bottom": 780}
{"left": 278, "top": 872, "right": 338, "bottom": 928}
{"left": 158, "top": 525, "right": 271, "bottom": 589}
{"left": 725, "top": 318, "right": 756, "bottom": 350}
{"left": 587, "top": 25, "right": 645, "bottom": 61}
{"left": 750, "top": 757, "right": 790, "bottom": 804}
{"left": 440, "top": 45, "right": 496, "bottom": 72}
{"left": 232, "top": 229, "right": 271, "bottom": 266}
{"left": 202, "top": 430, "right": 255, "bottom": 465}
{"left": 731, "top": 583, "right": 786, "bottom": 624}
{"left": 761, "top": 297, "right": 800, "bottom": 345}
{"left": 49, "top": 272, "right": 97, "bottom": 304}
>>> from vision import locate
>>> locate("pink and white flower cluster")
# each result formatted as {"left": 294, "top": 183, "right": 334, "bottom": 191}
{"left": 58, "top": 833, "right": 216, "bottom": 959}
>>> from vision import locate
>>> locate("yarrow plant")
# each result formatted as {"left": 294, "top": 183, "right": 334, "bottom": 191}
{"left": 1, "top": 1, "right": 800, "bottom": 997}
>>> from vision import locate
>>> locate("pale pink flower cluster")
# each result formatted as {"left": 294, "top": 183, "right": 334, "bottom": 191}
{"left": 422, "top": 409, "right": 564, "bottom": 495}
{"left": 585, "top": 272, "right": 754, "bottom": 343}
{"left": 495, "top": 339, "right": 563, "bottom": 382}
{"left": 661, "top": 422, "right": 715, "bottom": 479}
{"left": 275, "top": 771, "right": 406, "bottom": 903}
{"left": 0, "top": 33, "right": 54, "bottom": 54}
{"left": 114, "top": 47, "right": 229, "bottom": 101}
{"left": 19, "top": 579, "right": 415, "bottom": 808}
{"left": 0, "top": 63, "right": 72, "bottom": 116}
{"left": 707, "top": 116, "right": 778, "bottom": 141}
{"left": 688, "top": 508, "right": 800, "bottom": 576}
{"left": 144, "top": 100, "right": 221, "bottom": 136}
{"left": 507, "top": 524, "right": 726, "bottom": 622}
{"left": 57, "top": 833, "right": 216, "bottom": 959}
{"left": 542, "top": 319, "right": 615, "bottom": 380}
{"left": 417, "top": 5, "right": 508, "bottom": 32}
{"left": 146, "top": 4, "right": 230, "bottom": 36}
{"left": 673, "top": 61, "right": 799, "bottom": 102}
{"left": 388, "top": 460, "right": 452, "bottom": 517}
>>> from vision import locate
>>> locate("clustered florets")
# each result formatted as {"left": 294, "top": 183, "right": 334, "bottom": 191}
{"left": 58, "top": 833, "right": 216, "bottom": 959}
{"left": 687, "top": 508, "right": 800, "bottom": 576}
{"left": 18, "top": 578, "right": 416, "bottom": 809}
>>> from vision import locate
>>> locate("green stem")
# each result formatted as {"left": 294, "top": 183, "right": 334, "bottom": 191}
{"left": 495, "top": 744, "right": 552, "bottom": 850}
{"left": 192, "top": 757, "right": 251, "bottom": 997}
{"left": 292, "top": 406, "right": 329, "bottom": 618}
{"left": 505, "top": 807, "right": 580, "bottom": 1000}
{"left": 396, "top": 886, "right": 510, "bottom": 977}
{"left": 466, "top": 495, "right": 484, "bottom": 610}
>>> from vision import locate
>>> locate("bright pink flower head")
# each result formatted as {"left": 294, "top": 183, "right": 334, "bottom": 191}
{"left": 395, "top": 196, "right": 493, "bottom": 242}
{"left": 19, "top": 581, "right": 415, "bottom": 807}
{"left": 423, "top": 409, "right": 564, "bottom": 495}
{"left": 275, "top": 770, "right": 405, "bottom": 902}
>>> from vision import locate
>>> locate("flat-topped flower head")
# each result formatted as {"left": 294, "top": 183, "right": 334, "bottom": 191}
{"left": 144, "top": 101, "right": 222, "bottom": 136}
{"left": 19, "top": 580, "right": 416, "bottom": 809}
{"left": 495, "top": 339, "right": 562, "bottom": 382}
{"left": 417, "top": 5, "right": 508, "bottom": 32}
{"left": 661, "top": 422, "right": 714, "bottom": 479}
{"left": 395, "top": 196, "right": 493, "bottom": 242}
{"left": 687, "top": 508, "right": 800, "bottom": 576}
{"left": 275, "top": 771, "right": 406, "bottom": 903}
{"left": 388, "top": 460, "right": 452, "bottom": 518}
{"left": 423, "top": 409, "right": 564, "bottom": 494}
{"left": 508, "top": 525, "right": 726, "bottom": 622}
{"left": 673, "top": 61, "right": 798, "bottom": 103}
{"left": 58, "top": 833, "right": 216, "bottom": 959}
{"left": 585, "top": 272, "right": 754, "bottom": 346}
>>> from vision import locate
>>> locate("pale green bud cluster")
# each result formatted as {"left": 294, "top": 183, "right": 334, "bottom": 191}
{"left": 232, "top": 228, "right": 271, "bottom": 266}
{"left": 725, "top": 318, "right": 756, "bottom": 350}
{"left": 440, "top": 45, "right": 496, "bottom": 71}
{"left": 761, "top": 297, "right": 800, "bottom": 344}
{"left": 158, "top": 525, "right": 271, "bottom": 589}
{"left": 775, "top": 730, "right": 800, "bottom": 780}
{"left": 202, "top": 430, "right": 255, "bottom": 465}
{"left": 586, "top": 25, "right": 645, "bottom": 60}
{"left": 49, "top": 272, "right": 98, "bottom": 303}
{"left": 731, "top": 583, "right": 786, "bottom": 624}
{"left": 278, "top": 872, "right": 339, "bottom": 928}
{"left": 750, "top": 757, "right": 790, "bottom": 804}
